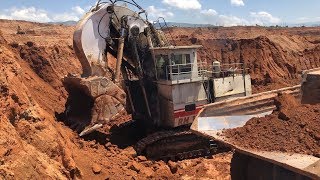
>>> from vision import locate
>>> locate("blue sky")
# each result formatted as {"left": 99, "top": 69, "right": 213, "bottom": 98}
{"left": 0, "top": 0, "right": 319, "bottom": 26}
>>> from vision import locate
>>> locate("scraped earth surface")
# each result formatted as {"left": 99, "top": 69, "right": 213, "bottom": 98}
{"left": 224, "top": 94, "right": 320, "bottom": 157}
{"left": 1, "top": 19, "right": 320, "bottom": 179}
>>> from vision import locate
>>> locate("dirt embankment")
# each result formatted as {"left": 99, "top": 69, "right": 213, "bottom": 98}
{"left": 167, "top": 27, "right": 320, "bottom": 92}
{"left": 224, "top": 94, "right": 320, "bottom": 157}
{"left": 0, "top": 20, "right": 231, "bottom": 179}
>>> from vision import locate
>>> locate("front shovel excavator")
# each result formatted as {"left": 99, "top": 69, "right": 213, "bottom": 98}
{"left": 63, "top": 1, "right": 319, "bottom": 167}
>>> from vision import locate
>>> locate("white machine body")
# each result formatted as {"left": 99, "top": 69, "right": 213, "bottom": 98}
{"left": 152, "top": 46, "right": 252, "bottom": 127}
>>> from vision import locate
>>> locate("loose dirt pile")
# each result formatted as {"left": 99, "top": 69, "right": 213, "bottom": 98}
{"left": 224, "top": 94, "right": 320, "bottom": 157}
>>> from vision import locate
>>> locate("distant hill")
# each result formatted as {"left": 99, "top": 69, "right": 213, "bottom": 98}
{"left": 163, "top": 22, "right": 320, "bottom": 28}
{"left": 290, "top": 21, "right": 320, "bottom": 27}
{"left": 48, "top": 21, "right": 215, "bottom": 28}
{"left": 48, "top": 21, "right": 77, "bottom": 26}
{"left": 46, "top": 20, "right": 320, "bottom": 28}
{"left": 154, "top": 22, "right": 216, "bottom": 28}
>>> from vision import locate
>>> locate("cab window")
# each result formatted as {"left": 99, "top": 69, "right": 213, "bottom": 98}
{"left": 172, "top": 54, "right": 183, "bottom": 64}
{"left": 156, "top": 54, "right": 169, "bottom": 79}
{"left": 184, "top": 54, "right": 191, "bottom": 64}
{"left": 171, "top": 54, "right": 191, "bottom": 64}
{"left": 171, "top": 54, "right": 192, "bottom": 73}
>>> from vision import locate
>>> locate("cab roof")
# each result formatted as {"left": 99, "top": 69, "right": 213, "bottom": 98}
{"left": 151, "top": 45, "right": 202, "bottom": 50}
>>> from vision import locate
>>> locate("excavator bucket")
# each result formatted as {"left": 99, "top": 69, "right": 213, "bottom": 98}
{"left": 191, "top": 84, "right": 320, "bottom": 180}
{"left": 63, "top": 75, "right": 126, "bottom": 136}
{"left": 62, "top": 3, "right": 148, "bottom": 136}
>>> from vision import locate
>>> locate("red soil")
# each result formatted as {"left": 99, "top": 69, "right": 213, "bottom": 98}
{"left": 1, "top": 19, "right": 320, "bottom": 179}
{"left": 224, "top": 94, "right": 320, "bottom": 157}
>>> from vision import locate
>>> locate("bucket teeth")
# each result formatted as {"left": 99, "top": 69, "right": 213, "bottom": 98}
{"left": 79, "top": 124, "right": 103, "bottom": 137}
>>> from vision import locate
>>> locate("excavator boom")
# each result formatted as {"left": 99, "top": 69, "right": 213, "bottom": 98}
{"left": 64, "top": 0, "right": 165, "bottom": 136}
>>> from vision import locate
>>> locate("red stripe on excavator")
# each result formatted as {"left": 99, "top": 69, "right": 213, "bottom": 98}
{"left": 173, "top": 106, "right": 203, "bottom": 118}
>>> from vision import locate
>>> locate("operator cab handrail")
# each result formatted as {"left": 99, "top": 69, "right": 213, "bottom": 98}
{"left": 160, "top": 61, "right": 248, "bottom": 81}
{"left": 162, "top": 62, "right": 207, "bottom": 81}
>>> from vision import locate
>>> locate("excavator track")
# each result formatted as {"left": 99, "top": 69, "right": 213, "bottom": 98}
{"left": 135, "top": 129, "right": 219, "bottom": 161}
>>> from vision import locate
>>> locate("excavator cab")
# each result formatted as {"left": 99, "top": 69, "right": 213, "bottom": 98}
{"left": 151, "top": 45, "right": 252, "bottom": 128}
{"left": 151, "top": 45, "right": 208, "bottom": 127}
{"left": 154, "top": 45, "right": 203, "bottom": 81}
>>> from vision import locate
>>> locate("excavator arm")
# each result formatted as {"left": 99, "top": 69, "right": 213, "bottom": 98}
{"left": 63, "top": 0, "right": 166, "bottom": 136}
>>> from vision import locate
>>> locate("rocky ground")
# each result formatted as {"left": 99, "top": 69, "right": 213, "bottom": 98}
{"left": 0, "top": 19, "right": 320, "bottom": 179}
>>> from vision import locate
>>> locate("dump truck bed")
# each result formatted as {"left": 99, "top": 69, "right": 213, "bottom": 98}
{"left": 190, "top": 85, "right": 320, "bottom": 180}
{"left": 191, "top": 122, "right": 320, "bottom": 179}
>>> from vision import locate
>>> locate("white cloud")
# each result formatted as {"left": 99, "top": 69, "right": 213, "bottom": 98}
{"left": 201, "top": 12, "right": 250, "bottom": 27}
{"left": 146, "top": 6, "right": 174, "bottom": 21}
{"left": 0, "top": 7, "right": 51, "bottom": 22}
{"left": 0, "top": 5, "right": 281, "bottom": 27}
{"left": 231, "top": 0, "right": 245, "bottom": 7}
{"left": 0, "top": 14, "right": 11, "bottom": 20}
{"left": 52, "top": 13, "right": 79, "bottom": 22}
{"left": 200, "top": 9, "right": 218, "bottom": 16}
{"left": 199, "top": 9, "right": 282, "bottom": 26}
{"left": 200, "top": 9, "right": 219, "bottom": 25}
{"left": 216, "top": 15, "right": 248, "bottom": 26}
{"left": 200, "top": 8, "right": 250, "bottom": 26}
{"left": 162, "top": 0, "right": 202, "bottom": 10}
{"left": 52, "top": 6, "right": 86, "bottom": 22}
{"left": 296, "top": 17, "right": 320, "bottom": 23}
{"left": 297, "top": 17, "right": 309, "bottom": 23}
{"left": 72, "top": 6, "right": 85, "bottom": 15}
{"left": 250, "top": 11, "right": 281, "bottom": 25}
{"left": 0, "top": 6, "right": 86, "bottom": 23}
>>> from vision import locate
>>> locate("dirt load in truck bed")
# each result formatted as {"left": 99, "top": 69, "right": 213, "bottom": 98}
{"left": 223, "top": 94, "right": 320, "bottom": 157}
